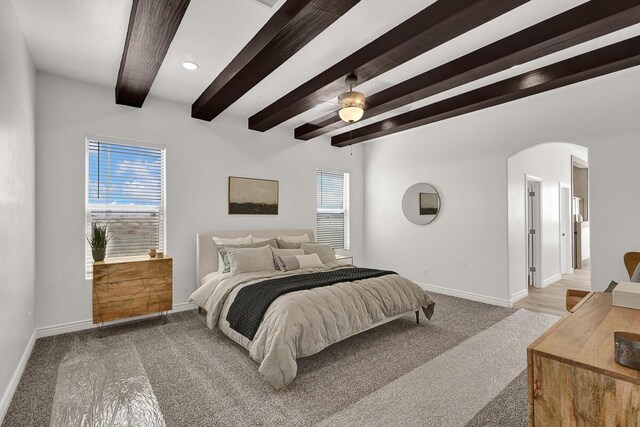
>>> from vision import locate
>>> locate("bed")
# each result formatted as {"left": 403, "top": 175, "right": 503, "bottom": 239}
{"left": 190, "top": 229, "right": 435, "bottom": 390}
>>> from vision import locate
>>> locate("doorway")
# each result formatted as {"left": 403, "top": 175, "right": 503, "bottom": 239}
{"left": 508, "top": 142, "right": 591, "bottom": 313}
{"left": 526, "top": 176, "right": 542, "bottom": 288}
{"left": 572, "top": 156, "right": 589, "bottom": 269}
{"left": 559, "top": 184, "right": 573, "bottom": 275}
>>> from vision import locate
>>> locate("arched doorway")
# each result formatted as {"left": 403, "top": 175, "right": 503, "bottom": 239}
{"left": 507, "top": 142, "right": 590, "bottom": 316}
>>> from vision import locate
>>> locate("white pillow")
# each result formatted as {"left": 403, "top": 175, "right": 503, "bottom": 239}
{"left": 213, "top": 235, "right": 252, "bottom": 273}
{"left": 278, "top": 234, "right": 310, "bottom": 243}
{"left": 227, "top": 245, "right": 277, "bottom": 276}
{"left": 251, "top": 235, "right": 274, "bottom": 243}
{"left": 296, "top": 253, "right": 324, "bottom": 269}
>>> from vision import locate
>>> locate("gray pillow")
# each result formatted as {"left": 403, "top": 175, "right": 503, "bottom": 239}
{"left": 275, "top": 255, "right": 301, "bottom": 272}
{"left": 270, "top": 247, "right": 305, "bottom": 269}
{"left": 276, "top": 239, "right": 302, "bottom": 249}
{"left": 227, "top": 245, "right": 276, "bottom": 276}
{"left": 301, "top": 243, "right": 336, "bottom": 264}
{"left": 632, "top": 263, "right": 640, "bottom": 283}
{"left": 217, "top": 239, "right": 277, "bottom": 273}
{"left": 275, "top": 254, "right": 324, "bottom": 271}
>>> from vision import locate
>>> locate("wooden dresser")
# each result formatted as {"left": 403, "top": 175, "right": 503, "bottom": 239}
{"left": 528, "top": 292, "right": 640, "bottom": 425}
{"left": 93, "top": 256, "right": 172, "bottom": 324}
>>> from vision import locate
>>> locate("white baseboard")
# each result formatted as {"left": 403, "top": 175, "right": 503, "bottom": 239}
{"left": 541, "top": 274, "right": 562, "bottom": 288}
{"left": 509, "top": 289, "right": 529, "bottom": 306}
{"left": 417, "top": 283, "right": 511, "bottom": 308}
{"left": 0, "top": 330, "right": 36, "bottom": 423}
{"left": 36, "top": 302, "right": 197, "bottom": 338}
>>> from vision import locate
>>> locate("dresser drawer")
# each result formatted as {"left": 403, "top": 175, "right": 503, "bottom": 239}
{"left": 97, "top": 295, "right": 158, "bottom": 323}
{"left": 98, "top": 261, "right": 149, "bottom": 283}
{"left": 149, "top": 258, "right": 172, "bottom": 278}
{"left": 93, "top": 279, "right": 147, "bottom": 304}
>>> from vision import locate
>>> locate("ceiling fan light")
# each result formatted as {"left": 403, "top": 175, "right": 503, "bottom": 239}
{"left": 339, "top": 106, "right": 365, "bottom": 123}
{"left": 338, "top": 90, "right": 366, "bottom": 123}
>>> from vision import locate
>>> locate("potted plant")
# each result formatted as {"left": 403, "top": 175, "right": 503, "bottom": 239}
{"left": 87, "top": 222, "right": 110, "bottom": 262}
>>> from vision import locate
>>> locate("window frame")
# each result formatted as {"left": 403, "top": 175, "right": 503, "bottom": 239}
{"left": 315, "top": 168, "right": 350, "bottom": 252}
{"left": 84, "top": 135, "right": 167, "bottom": 279}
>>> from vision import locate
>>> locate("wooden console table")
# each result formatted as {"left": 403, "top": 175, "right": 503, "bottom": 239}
{"left": 93, "top": 255, "right": 172, "bottom": 324}
{"left": 528, "top": 292, "right": 640, "bottom": 425}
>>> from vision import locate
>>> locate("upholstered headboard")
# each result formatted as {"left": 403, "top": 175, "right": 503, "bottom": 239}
{"left": 196, "top": 229, "right": 315, "bottom": 285}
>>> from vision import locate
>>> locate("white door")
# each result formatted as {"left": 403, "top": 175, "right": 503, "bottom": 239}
{"left": 526, "top": 179, "right": 542, "bottom": 287}
{"left": 560, "top": 185, "right": 573, "bottom": 274}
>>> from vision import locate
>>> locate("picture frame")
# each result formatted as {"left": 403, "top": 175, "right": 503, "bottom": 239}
{"left": 228, "top": 176, "right": 279, "bottom": 215}
{"left": 419, "top": 192, "right": 440, "bottom": 216}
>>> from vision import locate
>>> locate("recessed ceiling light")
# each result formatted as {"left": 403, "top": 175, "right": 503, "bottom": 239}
{"left": 182, "top": 61, "right": 199, "bottom": 71}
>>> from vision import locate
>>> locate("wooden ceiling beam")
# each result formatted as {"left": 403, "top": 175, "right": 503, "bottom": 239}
{"left": 191, "top": 0, "right": 361, "bottom": 122}
{"left": 297, "top": 0, "right": 640, "bottom": 140}
{"left": 249, "top": 0, "right": 530, "bottom": 132}
{"left": 331, "top": 36, "right": 640, "bottom": 147}
{"left": 116, "top": 0, "right": 191, "bottom": 108}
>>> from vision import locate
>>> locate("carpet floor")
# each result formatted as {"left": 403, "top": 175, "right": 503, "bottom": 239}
{"left": 2, "top": 293, "right": 557, "bottom": 426}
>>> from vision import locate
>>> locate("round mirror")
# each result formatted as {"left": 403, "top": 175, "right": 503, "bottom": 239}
{"left": 402, "top": 183, "right": 441, "bottom": 225}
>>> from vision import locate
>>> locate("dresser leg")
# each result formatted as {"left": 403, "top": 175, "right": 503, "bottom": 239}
{"left": 96, "top": 323, "right": 105, "bottom": 338}
{"left": 416, "top": 310, "right": 420, "bottom": 324}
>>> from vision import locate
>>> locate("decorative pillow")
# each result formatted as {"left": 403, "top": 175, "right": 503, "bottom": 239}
{"left": 297, "top": 253, "right": 324, "bottom": 268}
{"left": 213, "top": 235, "right": 252, "bottom": 273}
{"left": 270, "top": 247, "right": 305, "bottom": 269}
{"left": 632, "top": 263, "right": 640, "bottom": 283}
{"left": 213, "top": 235, "right": 252, "bottom": 246}
{"left": 276, "top": 239, "right": 302, "bottom": 249}
{"left": 275, "top": 253, "right": 324, "bottom": 271}
{"left": 278, "top": 234, "right": 311, "bottom": 243}
{"left": 227, "top": 245, "right": 276, "bottom": 276}
{"left": 301, "top": 243, "right": 337, "bottom": 264}
{"left": 217, "top": 239, "right": 277, "bottom": 273}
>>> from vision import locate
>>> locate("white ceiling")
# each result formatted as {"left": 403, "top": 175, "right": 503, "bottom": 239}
{"left": 11, "top": 0, "right": 640, "bottom": 134}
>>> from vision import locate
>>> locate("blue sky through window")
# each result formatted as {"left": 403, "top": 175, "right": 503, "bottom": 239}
{"left": 88, "top": 141, "right": 162, "bottom": 206}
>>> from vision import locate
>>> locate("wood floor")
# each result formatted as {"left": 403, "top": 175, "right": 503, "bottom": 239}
{"left": 513, "top": 261, "right": 591, "bottom": 317}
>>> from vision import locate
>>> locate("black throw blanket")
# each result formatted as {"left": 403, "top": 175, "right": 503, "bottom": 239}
{"left": 227, "top": 268, "right": 396, "bottom": 340}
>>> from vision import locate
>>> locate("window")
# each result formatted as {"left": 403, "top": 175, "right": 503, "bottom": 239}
{"left": 316, "top": 169, "right": 350, "bottom": 251}
{"left": 85, "top": 139, "right": 165, "bottom": 277}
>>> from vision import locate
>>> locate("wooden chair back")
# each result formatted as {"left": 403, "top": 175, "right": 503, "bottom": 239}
{"left": 624, "top": 252, "right": 640, "bottom": 279}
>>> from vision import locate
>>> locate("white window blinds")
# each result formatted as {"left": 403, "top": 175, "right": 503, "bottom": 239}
{"left": 316, "top": 169, "right": 350, "bottom": 251}
{"left": 85, "top": 140, "right": 165, "bottom": 277}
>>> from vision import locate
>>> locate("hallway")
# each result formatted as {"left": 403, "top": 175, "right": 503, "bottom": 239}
{"left": 513, "top": 261, "right": 591, "bottom": 317}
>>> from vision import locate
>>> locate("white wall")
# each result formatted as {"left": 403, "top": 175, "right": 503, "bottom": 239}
{"left": 363, "top": 67, "right": 640, "bottom": 305}
{"left": 35, "top": 73, "right": 364, "bottom": 329}
{"left": 507, "top": 143, "right": 588, "bottom": 298}
{"left": 0, "top": 0, "right": 36, "bottom": 419}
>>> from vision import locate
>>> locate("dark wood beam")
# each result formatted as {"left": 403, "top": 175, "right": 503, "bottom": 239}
{"left": 116, "top": 0, "right": 191, "bottom": 108}
{"left": 249, "top": 0, "right": 530, "bottom": 132}
{"left": 331, "top": 36, "right": 640, "bottom": 147}
{"left": 297, "top": 0, "right": 640, "bottom": 140}
{"left": 191, "top": 0, "right": 361, "bottom": 122}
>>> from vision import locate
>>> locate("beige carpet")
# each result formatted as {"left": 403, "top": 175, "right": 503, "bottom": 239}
{"left": 3, "top": 293, "right": 557, "bottom": 426}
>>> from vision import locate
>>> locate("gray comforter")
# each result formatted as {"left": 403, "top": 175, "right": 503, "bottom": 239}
{"left": 194, "top": 263, "right": 435, "bottom": 390}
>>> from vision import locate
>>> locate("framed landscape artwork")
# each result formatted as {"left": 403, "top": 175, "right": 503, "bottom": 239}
{"left": 228, "top": 176, "right": 279, "bottom": 215}
{"left": 419, "top": 192, "right": 440, "bottom": 216}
